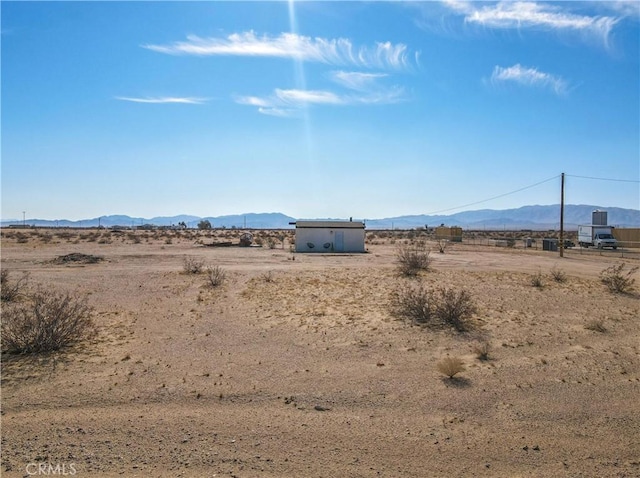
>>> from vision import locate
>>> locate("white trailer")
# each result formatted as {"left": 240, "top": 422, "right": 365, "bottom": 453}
{"left": 578, "top": 225, "right": 618, "bottom": 249}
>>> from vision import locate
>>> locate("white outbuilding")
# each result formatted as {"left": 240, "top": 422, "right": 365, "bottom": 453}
{"left": 293, "top": 220, "right": 366, "bottom": 253}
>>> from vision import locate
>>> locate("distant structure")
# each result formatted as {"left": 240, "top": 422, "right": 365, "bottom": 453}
{"left": 435, "top": 225, "right": 463, "bottom": 242}
{"left": 292, "top": 220, "right": 366, "bottom": 253}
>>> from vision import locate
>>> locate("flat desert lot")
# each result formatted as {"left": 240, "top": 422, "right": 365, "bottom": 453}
{"left": 2, "top": 229, "right": 639, "bottom": 477}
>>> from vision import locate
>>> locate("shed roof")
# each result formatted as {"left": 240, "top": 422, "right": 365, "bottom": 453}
{"left": 294, "top": 220, "right": 365, "bottom": 229}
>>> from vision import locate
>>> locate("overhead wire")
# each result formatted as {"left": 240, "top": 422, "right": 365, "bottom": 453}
{"left": 423, "top": 174, "right": 561, "bottom": 215}
{"left": 565, "top": 174, "right": 640, "bottom": 183}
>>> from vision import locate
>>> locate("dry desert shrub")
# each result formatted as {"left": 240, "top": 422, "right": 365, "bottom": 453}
{"left": 473, "top": 341, "right": 491, "bottom": 361}
{"left": 550, "top": 265, "right": 567, "bottom": 283}
{"left": 183, "top": 256, "right": 205, "bottom": 274}
{"left": 435, "top": 288, "right": 477, "bottom": 332}
{"left": 1, "top": 270, "right": 29, "bottom": 302}
{"left": 396, "top": 242, "right": 431, "bottom": 276}
{"left": 16, "top": 233, "right": 29, "bottom": 244}
{"left": 600, "top": 263, "right": 638, "bottom": 294}
{"left": 584, "top": 319, "right": 607, "bottom": 333}
{"left": 2, "top": 288, "right": 94, "bottom": 354}
{"left": 530, "top": 271, "right": 545, "bottom": 289}
{"left": 206, "top": 266, "right": 226, "bottom": 288}
{"left": 437, "top": 356, "right": 466, "bottom": 379}
{"left": 392, "top": 284, "right": 476, "bottom": 332}
{"left": 391, "top": 283, "right": 436, "bottom": 324}
{"left": 260, "top": 271, "right": 275, "bottom": 283}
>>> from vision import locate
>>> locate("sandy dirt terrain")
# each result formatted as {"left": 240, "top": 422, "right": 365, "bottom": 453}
{"left": 1, "top": 228, "right": 639, "bottom": 477}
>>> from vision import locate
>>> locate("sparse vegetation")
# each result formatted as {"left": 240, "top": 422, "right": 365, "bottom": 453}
{"left": 392, "top": 284, "right": 476, "bottom": 332}
{"left": 391, "top": 283, "right": 436, "bottom": 324}
{"left": 473, "top": 341, "right": 491, "bottom": 361}
{"left": 530, "top": 270, "right": 544, "bottom": 289}
{"left": 2, "top": 288, "right": 94, "bottom": 354}
{"left": 435, "top": 288, "right": 476, "bottom": 332}
{"left": 600, "top": 263, "right": 638, "bottom": 294}
{"left": 52, "top": 253, "right": 103, "bottom": 265}
{"left": 183, "top": 256, "right": 205, "bottom": 274}
{"left": 261, "top": 271, "right": 275, "bottom": 283}
{"left": 550, "top": 265, "right": 567, "bottom": 283}
{"left": 584, "top": 319, "right": 607, "bottom": 333}
{"left": 206, "top": 266, "right": 227, "bottom": 287}
{"left": 1, "top": 270, "right": 29, "bottom": 302}
{"left": 437, "top": 239, "right": 448, "bottom": 254}
{"left": 437, "top": 356, "right": 466, "bottom": 379}
{"left": 396, "top": 242, "right": 431, "bottom": 276}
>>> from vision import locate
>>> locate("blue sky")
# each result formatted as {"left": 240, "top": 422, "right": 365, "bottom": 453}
{"left": 2, "top": 1, "right": 639, "bottom": 221}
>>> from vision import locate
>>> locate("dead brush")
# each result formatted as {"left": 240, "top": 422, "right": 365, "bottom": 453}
{"left": 396, "top": 242, "right": 431, "bottom": 277}
{"left": 550, "top": 265, "right": 567, "bottom": 283}
{"left": 584, "top": 319, "right": 607, "bottom": 333}
{"left": 435, "top": 288, "right": 476, "bottom": 332}
{"left": 437, "top": 356, "right": 466, "bottom": 379}
{"left": 391, "top": 284, "right": 476, "bottom": 332}
{"left": 1, "top": 270, "right": 29, "bottom": 302}
{"left": 530, "top": 270, "right": 544, "bottom": 289}
{"left": 183, "top": 256, "right": 205, "bottom": 274}
{"left": 599, "top": 263, "right": 638, "bottom": 294}
{"left": 473, "top": 341, "right": 491, "bottom": 361}
{"left": 2, "top": 287, "right": 94, "bottom": 354}
{"left": 390, "top": 283, "right": 437, "bottom": 325}
{"left": 206, "top": 266, "right": 226, "bottom": 288}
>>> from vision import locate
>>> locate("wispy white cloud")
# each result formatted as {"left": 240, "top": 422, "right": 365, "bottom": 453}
{"left": 275, "top": 88, "right": 344, "bottom": 106}
{"left": 143, "top": 31, "right": 416, "bottom": 70}
{"left": 598, "top": 1, "right": 640, "bottom": 19}
{"left": 490, "top": 64, "right": 568, "bottom": 94}
{"left": 234, "top": 96, "right": 272, "bottom": 108}
{"left": 115, "top": 96, "right": 207, "bottom": 104}
{"left": 258, "top": 107, "right": 295, "bottom": 118}
{"left": 329, "top": 71, "right": 388, "bottom": 91}
{"left": 442, "top": 1, "right": 619, "bottom": 44}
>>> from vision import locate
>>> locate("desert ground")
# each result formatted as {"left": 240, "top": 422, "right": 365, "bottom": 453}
{"left": 1, "top": 228, "right": 639, "bottom": 477}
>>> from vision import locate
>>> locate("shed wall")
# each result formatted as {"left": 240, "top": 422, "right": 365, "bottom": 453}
{"left": 295, "top": 227, "right": 365, "bottom": 253}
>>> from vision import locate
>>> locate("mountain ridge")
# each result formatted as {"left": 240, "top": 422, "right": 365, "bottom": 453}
{"left": 2, "top": 205, "right": 638, "bottom": 230}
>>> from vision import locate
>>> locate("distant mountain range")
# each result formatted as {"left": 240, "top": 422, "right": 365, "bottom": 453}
{"left": 2, "top": 205, "right": 639, "bottom": 230}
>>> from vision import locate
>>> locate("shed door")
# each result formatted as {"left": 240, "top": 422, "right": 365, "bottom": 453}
{"left": 334, "top": 231, "right": 344, "bottom": 252}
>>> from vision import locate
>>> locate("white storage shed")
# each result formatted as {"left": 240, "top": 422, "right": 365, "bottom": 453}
{"left": 293, "top": 220, "right": 366, "bottom": 253}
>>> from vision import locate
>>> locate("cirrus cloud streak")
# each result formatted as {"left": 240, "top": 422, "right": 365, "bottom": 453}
{"left": 115, "top": 96, "right": 208, "bottom": 104}
{"left": 490, "top": 64, "right": 568, "bottom": 94}
{"left": 143, "top": 31, "right": 416, "bottom": 71}
{"left": 442, "top": 1, "right": 619, "bottom": 45}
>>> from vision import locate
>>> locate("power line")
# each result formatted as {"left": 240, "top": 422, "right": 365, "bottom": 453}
{"left": 423, "top": 175, "right": 561, "bottom": 215}
{"left": 565, "top": 174, "right": 640, "bottom": 183}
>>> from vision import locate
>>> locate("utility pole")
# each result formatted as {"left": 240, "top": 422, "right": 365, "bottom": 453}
{"left": 559, "top": 172, "right": 565, "bottom": 258}
{"left": 22, "top": 211, "right": 26, "bottom": 228}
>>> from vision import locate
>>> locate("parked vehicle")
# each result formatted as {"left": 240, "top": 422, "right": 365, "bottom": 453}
{"left": 578, "top": 225, "right": 618, "bottom": 249}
